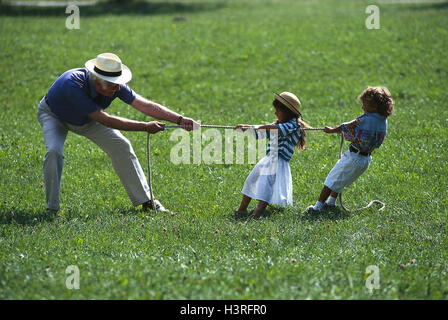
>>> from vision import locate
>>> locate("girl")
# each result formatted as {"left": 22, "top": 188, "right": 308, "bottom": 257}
{"left": 235, "top": 92, "right": 311, "bottom": 218}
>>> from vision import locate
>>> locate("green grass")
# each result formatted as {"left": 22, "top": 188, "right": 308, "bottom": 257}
{"left": 0, "top": 0, "right": 447, "bottom": 299}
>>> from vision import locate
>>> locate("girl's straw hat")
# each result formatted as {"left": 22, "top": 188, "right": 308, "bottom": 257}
{"left": 85, "top": 53, "right": 132, "bottom": 84}
{"left": 274, "top": 92, "right": 302, "bottom": 117}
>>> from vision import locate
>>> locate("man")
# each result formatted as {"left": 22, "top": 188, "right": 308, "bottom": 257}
{"left": 37, "top": 53, "right": 199, "bottom": 213}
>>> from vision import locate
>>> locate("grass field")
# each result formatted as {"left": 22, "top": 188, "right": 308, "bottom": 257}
{"left": 0, "top": 0, "right": 447, "bottom": 300}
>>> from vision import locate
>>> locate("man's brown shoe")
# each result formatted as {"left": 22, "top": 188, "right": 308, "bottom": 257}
{"left": 142, "top": 199, "right": 169, "bottom": 213}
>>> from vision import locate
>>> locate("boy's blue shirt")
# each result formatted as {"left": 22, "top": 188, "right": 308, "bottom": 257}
{"left": 341, "top": 112, "right": 387, "bottom": 154}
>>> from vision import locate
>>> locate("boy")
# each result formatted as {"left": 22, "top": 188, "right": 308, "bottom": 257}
{"left": 307, "top": 86, "right": 394, "bottom": 212}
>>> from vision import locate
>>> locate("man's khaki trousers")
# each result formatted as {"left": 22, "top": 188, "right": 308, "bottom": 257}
{"left": 36, "top": 97, "right": 152, "bottom": 211}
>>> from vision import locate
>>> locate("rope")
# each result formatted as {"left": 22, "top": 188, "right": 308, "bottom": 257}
{"left": 145, "top": 124, "right": 323, "bottom": 213}
{"left": 145, "top": 123, "right": 385, "bottom": 213}
{"left": 146, "top": 132, "right": 157, "bottom": 212}
{"left": 164, "top": 124, "right": 325, "bottom": 131}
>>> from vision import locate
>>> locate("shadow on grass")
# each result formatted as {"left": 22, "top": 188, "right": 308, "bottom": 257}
{"left": 0, "top": 208, "right": 58, "bottom": 226}
{"left": 300, "top": 206, "right": 351, "bottom": 223}
{"left": 0, "top": 205, "right": 152, "bottom": 225}
{"left": 229, "top": 205, "right": 286, "bottom": 222}
{"left": 406, "top": 2, "right": 448, "bottom": 10}
{"left": 0, "top": 1, "right": 226, "bottom": 17}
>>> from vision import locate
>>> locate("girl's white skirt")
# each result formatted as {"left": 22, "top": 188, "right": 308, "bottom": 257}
{"left": 242, "top": 155, "right": 292, "bottom": 206}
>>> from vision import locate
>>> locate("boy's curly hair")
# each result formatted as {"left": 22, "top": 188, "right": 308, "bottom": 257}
{"left": 358, "top": 86, "right": 394, "bottom": 117}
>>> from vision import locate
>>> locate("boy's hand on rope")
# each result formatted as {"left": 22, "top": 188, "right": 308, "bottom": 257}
{"left": 145, "top": 121, "right": 166, "bottom": 133}
{"left": 324, "top": 126, "right": 341, "bottom": 134}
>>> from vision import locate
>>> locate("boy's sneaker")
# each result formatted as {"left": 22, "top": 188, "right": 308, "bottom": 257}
{"left": 324, "top": 203, "right": 336, "bottom": 209}
{"left": 304, "top": 205, "right": 321, "bottom": 214}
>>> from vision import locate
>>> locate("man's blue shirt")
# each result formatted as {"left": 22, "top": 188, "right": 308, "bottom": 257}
{"left": 46, "top": 68, "right": 136, "bottom": 125}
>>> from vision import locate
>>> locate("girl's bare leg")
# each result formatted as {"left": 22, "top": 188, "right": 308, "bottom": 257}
{"left": 238, "top": 195, "right": 252, "bottom": 212}
{"left": 252, "top": 200, "right": 268, "bottom": 217}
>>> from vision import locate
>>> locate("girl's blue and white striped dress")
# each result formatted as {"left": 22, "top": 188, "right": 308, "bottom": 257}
{"left": 242, "top": 118, "right": 301, "bottom": 206}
